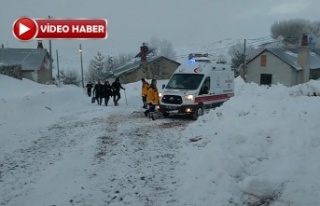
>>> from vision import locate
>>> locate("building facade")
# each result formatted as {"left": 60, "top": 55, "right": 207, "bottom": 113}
{"left": 244, "top": 35, "right": 320, "bottom": 87}
{"left": 105, "top": 56, "right": 180, "bottom": 84}
{"left": 0, "top": 46, "right": 53, "bottom": 84}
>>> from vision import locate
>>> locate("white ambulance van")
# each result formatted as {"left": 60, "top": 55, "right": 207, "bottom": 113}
{"left": 159, "top": 53, "right": 234, "bottom": 120}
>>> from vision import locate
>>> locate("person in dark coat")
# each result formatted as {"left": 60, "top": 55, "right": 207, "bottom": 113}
{"left": 103, "top": 81, "right": 113, "bottom": 106}
{"left": 111, "top": 78, "right": 125, "bottom": 106}
{"left": 86, "top": 81, "right": 93, "bottom": 97}
{"left": 93, "top": 80, "right": 104, "bottom": 105}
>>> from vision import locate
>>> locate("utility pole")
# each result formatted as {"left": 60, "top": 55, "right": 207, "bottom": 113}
{"left": 48, "top": 16, "right": 53, "bottom": 80}
{"left": 79, "top": 44, "right": 84, "bottom": 88}
{"left": 56, "top": 49, "right": 60, "bottom": 82}
{"left": 243, "top": 39, "right": 247, "bottom": 82}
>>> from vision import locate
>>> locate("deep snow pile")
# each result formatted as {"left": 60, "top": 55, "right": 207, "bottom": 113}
{"left": 176, "top": 77, "right": 320, "bottom": 206}
{"left": 0, "top": 75, "right": 167, "bottom": 155}
{"left": 0, "top": 75, "right": 89, "bottom": 154}
{"left": 0, "top": 75, "right": 174, "bottom": 206}
{"left": 2, "top": 73, "right": 320, "bottom": 206}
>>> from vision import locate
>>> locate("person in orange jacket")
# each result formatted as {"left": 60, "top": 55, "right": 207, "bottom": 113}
{"left": 141, "top": 78, "right": 150, "bottom": 109}
{"left": 144, "top": 79, "right": 159, "bottom": 118}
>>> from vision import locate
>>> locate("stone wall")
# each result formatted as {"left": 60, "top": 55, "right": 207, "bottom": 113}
{"left": 0, "top": 65, "right": 22, "bottom": 80}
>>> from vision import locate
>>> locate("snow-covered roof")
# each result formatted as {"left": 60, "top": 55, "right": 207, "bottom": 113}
{"left": 269, "top": 48, "right": 303, "bottom": 70}
{"left": 248, "top": 48, "right": 320, "bottom": 71}
{"left": 284, "top": 51, "right": 298, "bottom": 58}
{"left": 283, "top": 50, "right": 320, "bottom": 70}
{"left": 0, "top": 48, "right": 50, "bottom": 71}
{"left": 103, "top": 55, "right": 180, "bottom": 78}
{"left": 309, "top": 52, "right": 320, "bottom": 69}
{"left": 284, "top": 48, "right": 320, "bottom": 70}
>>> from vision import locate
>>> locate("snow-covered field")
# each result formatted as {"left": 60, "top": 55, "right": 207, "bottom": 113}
{"left": 1, "top": 74, "right": 320, "bottom": 206}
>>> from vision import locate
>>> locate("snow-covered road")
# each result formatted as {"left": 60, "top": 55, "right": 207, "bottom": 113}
{"left": 1, "top": 106, "right": 191, "bottom": 206}
{"left": 2, "top": 75, "right": 320, "bottom": 206}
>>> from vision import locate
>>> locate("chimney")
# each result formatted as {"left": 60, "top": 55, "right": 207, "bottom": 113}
{"left": 37, "top": 40, "right": 44, "bottom": 49}
{"left": 297, "top": 34, "right": 310, "bottom": 84}
{"left": 140, "top": 42, "right": 148, "bottom": 62}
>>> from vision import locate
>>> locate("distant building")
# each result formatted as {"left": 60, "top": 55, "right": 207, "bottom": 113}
{"left": 244, "top": 35, "right": 320, "bottom": 87}
{"left": 104, "top": 55, "right": 180, "bottom": 84}
{"left": 0, "top": 44, "right": 53, "bottom": 84}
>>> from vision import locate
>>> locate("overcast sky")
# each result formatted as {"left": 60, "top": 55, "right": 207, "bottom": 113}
{"left": 1, "top": 0, "right": 319, "bottom": 71}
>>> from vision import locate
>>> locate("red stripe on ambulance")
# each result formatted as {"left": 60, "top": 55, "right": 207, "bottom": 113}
{"left": 194, "top": 93, "right": 234, "bottom": 104}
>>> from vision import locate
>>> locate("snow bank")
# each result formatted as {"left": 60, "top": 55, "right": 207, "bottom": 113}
{"left": 0, "top": 75, "right": 89, "bottom": 119}
{"left": 289, "top": 79, "right": 320, "bottom": 96}
{"left": 176, "top": 77, "right": 320, "bottom": 206}
{"left": 0, "top": 75, "right": 89, "bottom": 153}
{"left": 0, "top": 75, "right": 168, "bottom": 154}
{"left": 3, "top": 73, "right": 319, "bottom": 205}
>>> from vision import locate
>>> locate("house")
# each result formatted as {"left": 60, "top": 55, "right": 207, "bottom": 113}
{"left": 103, "top": 55, "right": 181, "bottom": 84}
{"left": 244, "top": 34, "right": 320, "bottom": 87}
{"left": 0, "top": 42, "right": 53, "bottom": 84}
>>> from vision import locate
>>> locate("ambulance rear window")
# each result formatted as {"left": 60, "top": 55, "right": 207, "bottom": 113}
{"left": 166, "top": 74, "right": 204, "bottom": 90}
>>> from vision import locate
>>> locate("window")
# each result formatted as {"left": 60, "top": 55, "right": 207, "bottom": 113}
{"left": 260, "top": 55, "right": 267, "bottom": 67}
{"left": 199, "top": 77, "right": 210, "bottom": 95}
{"left": 260, "top": 74, "right": 272, "bottom": 85}
{"left": 166, "top": 74, "right": 204, "bottom": 90}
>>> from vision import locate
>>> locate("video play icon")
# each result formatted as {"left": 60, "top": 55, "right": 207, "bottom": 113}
{"left": 13, "top": 17, "right": 37, "bottom": 41}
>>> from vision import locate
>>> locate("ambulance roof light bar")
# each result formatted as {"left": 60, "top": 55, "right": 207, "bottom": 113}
{"left": 188, "top": 53, "right": 208, "bottom": 59}
{"left": 188, "top": 53, "right": 210, "bottom": 62}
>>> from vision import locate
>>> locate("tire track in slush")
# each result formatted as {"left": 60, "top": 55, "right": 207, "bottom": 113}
{"left": 0, "top": 111, "right": 104, "bottom": 206}
{"left": 0, "top": 109, "right": 190, "bottom": 206}
{"left": 92, "top": 112, "right": 190, "bottom": 206}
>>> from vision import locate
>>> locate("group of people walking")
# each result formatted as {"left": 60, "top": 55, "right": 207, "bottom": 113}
{"left": 86, "top": 77, "right": 160, "bottom": 119}
{"left": 86, "top": 78, "right": 125, "bottom": 106}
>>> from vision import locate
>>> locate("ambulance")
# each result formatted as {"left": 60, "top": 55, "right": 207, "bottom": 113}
{"left": 159, "top": 53, "right": 234, "bottom": 120}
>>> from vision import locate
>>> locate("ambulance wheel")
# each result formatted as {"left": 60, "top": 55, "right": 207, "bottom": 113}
{"left": 192, "top": 104, "right": 204, "bottom": 120}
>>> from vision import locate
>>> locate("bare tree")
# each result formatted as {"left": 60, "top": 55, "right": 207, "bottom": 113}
{"left": 217, "top": 54, "right": 227, "bottom": 64}
{"left": 112, "top": 52, "right": 135, "bottom": 68}
{"left": 271, "top": 18, "right": 320, "bottom": 46}
{"left": 149, "top": 36, "right": 161, "bottom": 55}
{"left": 147, "top": 36, "right": 176, "bottom": 59}
{"left": 228, "top": 42, "right": 258, "bottom": 69}
{"left": 159, "top": 39, "right": 176, "bottom": 58}
{"left": 271, "top": 19, "right": 308, "bottom": 44}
